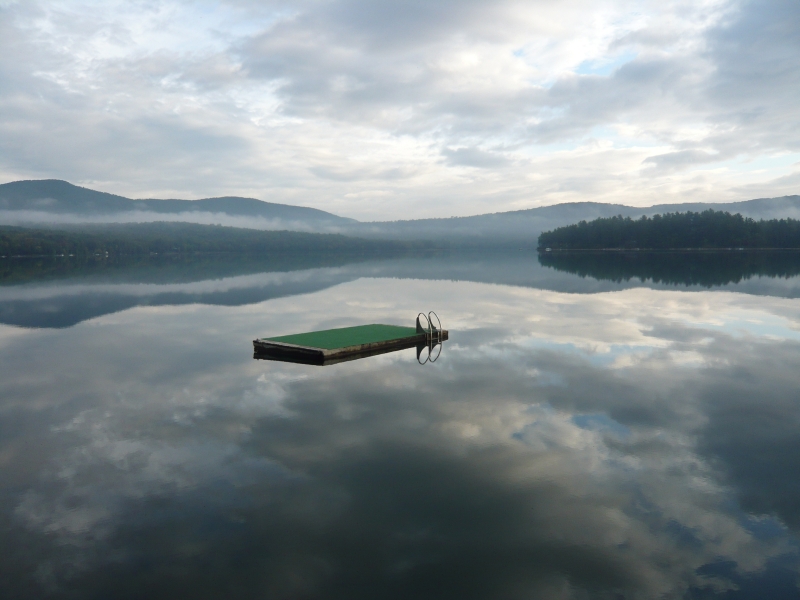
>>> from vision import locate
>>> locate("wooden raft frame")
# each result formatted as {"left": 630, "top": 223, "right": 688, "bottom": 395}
{"left": 253, "top": 322, "right": 449, "bottom": 366}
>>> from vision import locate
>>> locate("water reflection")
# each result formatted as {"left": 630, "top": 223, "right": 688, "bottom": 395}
{"left": 254, "top": 338, "right": 446, "bottom": 366}
{"left": 1, "top": 269, "right": 800, "bottom": 597}
{"left": 7, "top": 249, "right": 800, "bottom": 329}
{"left": 539, "top": 249, "right": 800, "bottom": 288}
{"left": 0, "top": 253, "right": 375, "bottom": 328}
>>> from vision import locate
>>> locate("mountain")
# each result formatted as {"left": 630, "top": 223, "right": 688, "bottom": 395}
{"left": 349, "top": 197, "right": 800, "bottom": 245}
{"left": 0, "top": 180, "right": 354, "bottom": 229}
{"left": 1, "top": 179, "right": 799, "bottom": 246}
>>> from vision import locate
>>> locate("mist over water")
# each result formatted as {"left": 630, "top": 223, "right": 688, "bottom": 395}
{"left": 2, "top": 251, "right": 800, "bottom": 598}
{"left": 0, "top": 210, "right": 350, "bottom": 233}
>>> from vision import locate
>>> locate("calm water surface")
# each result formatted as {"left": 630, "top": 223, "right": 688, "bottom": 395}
{"left": 2, "top": 251, "right": 800, "bottom": 599}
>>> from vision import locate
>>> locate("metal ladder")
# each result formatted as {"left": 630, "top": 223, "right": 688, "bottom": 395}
{"left": 416, "top": 311, "right": 443, "bottom": 364}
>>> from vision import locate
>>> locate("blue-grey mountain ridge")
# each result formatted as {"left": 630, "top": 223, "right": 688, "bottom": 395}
{"left": 2, "top": 179, "right": 799, "bottom": 244}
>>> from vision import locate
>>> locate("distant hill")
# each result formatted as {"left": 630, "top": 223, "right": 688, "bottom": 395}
{"left": 350, "top": 197, "right": 800, "bottom": 245}
{"left": 0, "top": 222, "right": 402, "bottom": 258}
{"left": 0, "top": 180, "right": 354, "bottom": 230}
{"left": 1, "top": 179, "right": 799, "bottom": 246}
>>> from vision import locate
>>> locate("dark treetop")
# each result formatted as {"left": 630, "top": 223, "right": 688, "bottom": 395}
{"left": 538, "top": 210, "right": 800, "bottom": 250}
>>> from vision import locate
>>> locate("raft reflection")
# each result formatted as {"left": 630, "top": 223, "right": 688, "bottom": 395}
{"left": 254, "top": 339, "right": 446, "bottom": 366}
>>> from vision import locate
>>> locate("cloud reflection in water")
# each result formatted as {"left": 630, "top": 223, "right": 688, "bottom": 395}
{"left": 1, "top": 277, "right": 800, "bottom": 598}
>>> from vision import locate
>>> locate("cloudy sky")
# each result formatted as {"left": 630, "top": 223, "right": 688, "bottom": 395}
{"left": 0, "top": 0, "right": 798, "bottom": 219}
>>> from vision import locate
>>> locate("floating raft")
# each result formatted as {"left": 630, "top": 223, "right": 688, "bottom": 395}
{"left": 253, "top": 320, "right": 448, "bottom": 365}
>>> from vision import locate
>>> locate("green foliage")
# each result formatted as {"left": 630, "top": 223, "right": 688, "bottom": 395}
{"left": 0, "top": 222, "right": 407, "bottom": 257}
{"left": 538, "top": 210, "right": 800, "bottom": 249}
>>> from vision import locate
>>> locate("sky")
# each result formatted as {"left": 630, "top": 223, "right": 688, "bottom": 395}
{"left": 0, "top": 0, "right": 798, "bottom": 220}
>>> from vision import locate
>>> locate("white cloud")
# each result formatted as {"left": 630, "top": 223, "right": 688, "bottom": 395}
{"left": 0, "top": 0, "right": 797, "bottom": 219}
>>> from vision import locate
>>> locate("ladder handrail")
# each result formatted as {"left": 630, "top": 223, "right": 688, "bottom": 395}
{"left": 428, "top": 311, "right": 442, "bottom": 344}
{"left": 416, "top": 310, "right": 444, "bottom": 364}
{"left": 416, "top": 312, "right": 430, "bottom": 335}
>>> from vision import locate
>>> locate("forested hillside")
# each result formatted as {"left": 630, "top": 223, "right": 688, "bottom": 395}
{"left": 538, "top": 211, "right": 800, "bottom": 249}
{"left": 0, "top": 223, "right": 405, "bottom": 257}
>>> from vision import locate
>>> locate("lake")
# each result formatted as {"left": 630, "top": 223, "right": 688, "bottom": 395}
{"left": 2, "top": 250, "right": 800, "bottom": 599}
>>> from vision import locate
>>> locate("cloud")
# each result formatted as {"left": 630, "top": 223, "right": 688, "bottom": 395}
{"left": 643, "top": 149, "right": 721, "bottom": 172}
{"left": 0, "top": 209, "right": 349, "bottom": 231}
{"left": 0, "top": 0, "right": 798, "bottom": 219}
{"left": 441, "top": 146, "right": 510, "bottom": 168}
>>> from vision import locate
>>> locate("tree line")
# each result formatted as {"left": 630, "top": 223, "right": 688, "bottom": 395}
{"left": 538, "top": 210, "right": 800, "bottom": 249}
{"left": 0, "top": 222, "right": 408, "bottom": 257}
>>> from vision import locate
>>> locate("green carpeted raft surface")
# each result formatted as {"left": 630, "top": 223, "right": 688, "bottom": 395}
{"left": 263, "top": 324, "right": 418, "bottom": 350}
{"left": 253, "top": 321, "right": 448, "bottom": 365}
